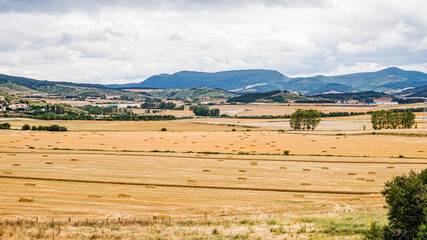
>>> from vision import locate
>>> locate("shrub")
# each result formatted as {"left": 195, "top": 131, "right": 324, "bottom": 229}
{"left": 31, "top": 126, "right": 37, "bottom": 130}
{"left": 283, "top": 150, "right": 290, "bottom": 155}
{"left": 161, "top": 128, "right": 167, "bottom": 131}
{"left": 22, "top": 124, "right": 31, "bottom": 130}
{"left": 232, "top": 128, "right": 236, "bottom": 132}
{"left": 0, "top": 122, "right": 11, "bottom": 129}
{"left": 382, "top": 169, "right": 427, "bottom": 239}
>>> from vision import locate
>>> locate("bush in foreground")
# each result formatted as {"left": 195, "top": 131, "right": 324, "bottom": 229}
{"left": 381, "top": 169, "right": 427, "bottom": 239}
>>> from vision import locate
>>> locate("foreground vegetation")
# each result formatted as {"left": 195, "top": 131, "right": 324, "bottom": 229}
{"left": 0, "top": 210, "right": 386, "bottom": 240}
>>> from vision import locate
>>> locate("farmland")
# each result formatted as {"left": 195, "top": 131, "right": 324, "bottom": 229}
{"left": 0, "top": 103, "right": 426, "bottom": 239}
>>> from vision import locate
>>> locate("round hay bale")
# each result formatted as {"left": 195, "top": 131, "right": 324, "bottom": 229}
{"left": 42, "top": 155, "right": 48, "bottom": 157}
{"left": 3, "top": 171, "right": 12, "bottom": 174}
{"left": 303, "top": 169, "right": 311, "bottom": 171}
{"left": 202, "top": 169, "right": 211, "bottom": 172}
{"left": 387, "top": 166, "right": 395, "bottom": 169}
{"left": 293, "top": 194, "right": 305, "bottom": 198}
{"left": 12, "top": 163, "right": 20, "bottom": 166}
{"left": 70, "top": 159, "right": 78, "bottom": 161}
{"left": 250, "top": 162, "right": 257, "bottom": 165}
{"left": 44, "top": 161, "right": 53, "bottom": 164}
{"left": 239, "top": 169, "right": 247, "bottom": 172}
{"left": 348, "top": 173, "right": 357, "bottom": 175}
{"left": 301, "top": 183, "right": 311, "bottom": 186}
{"left": 25, "top": 183, "right": 35, "bottom": 186}
{"left": 238, "top": 177, "right": 247, "bottom": 180}
{"left": 365, "top": 179, "right": 375, "bottom": 182}
{"left": 88, "top": 194, "right": 101, "bottom": 198}
{"left": 279, "top": 167, "right": 287, "bottom": 169}
{"left": 217, "top": 159, "right": 224, "bottom": 162}
{"left": 321, "top": 167, "right": 329, "bottom": 170}
{"left": 368, "top": 171, "right": 376, "bottom": 174}
{"left": 187, "top": 180, "right": 197, "bottom": 183}
{"left": 145, "top": 185, "right": 156, "bottom": 188}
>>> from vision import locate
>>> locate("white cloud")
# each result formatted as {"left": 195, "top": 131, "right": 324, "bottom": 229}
{"left": 0, "top": 0, "right": 426, "bottom": 83}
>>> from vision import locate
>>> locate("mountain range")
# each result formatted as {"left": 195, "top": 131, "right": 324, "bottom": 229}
{"left": 108, "top": 67, "right": 427, "bottom": 96}
{"left": 1, "top": 67, "right": 427, "bottom": 99}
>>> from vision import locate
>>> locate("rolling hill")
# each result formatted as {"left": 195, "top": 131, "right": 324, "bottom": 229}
{"left": 396, "top": 85, "right": 427, "bottom": 98}
{"left": 140, "top": 87, "right": 238, "bottom": 100}
{"left": 0, "top": 73, "right": 143, "bottom": 99}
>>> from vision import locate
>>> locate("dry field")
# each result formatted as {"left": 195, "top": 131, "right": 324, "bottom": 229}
{"left": 215, "top": 102, "right": 425, "bottom": 116}
{"left": 0, "top": 112, "right": 426, "bottom": 239}
{"left": 0, "top": 130, "right": 425, "bottom": 157}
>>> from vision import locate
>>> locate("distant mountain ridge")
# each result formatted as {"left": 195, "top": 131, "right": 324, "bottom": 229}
{"left": 107, "top": 69, "right": 288, "bottom": 93}
{"left": 108, "top": 67, "right": 427, "bottom": 95}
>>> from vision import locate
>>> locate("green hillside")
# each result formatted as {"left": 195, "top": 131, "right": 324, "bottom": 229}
{"left": 144, "top": 87, "right": 238, "bottom": 100}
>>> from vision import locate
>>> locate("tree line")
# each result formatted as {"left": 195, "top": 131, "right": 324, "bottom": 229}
{"left": 371, "top": 110, "right": 415, "bottom": 130}
{"left": 191, "top": 106, "right": 220, "bottom": 116}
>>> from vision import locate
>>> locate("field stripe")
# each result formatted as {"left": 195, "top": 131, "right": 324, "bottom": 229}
{"left": 0, "top": 175, "right": 379, "bottom": 195}
{"left": 1, "top": 150, "right": 427, "bottom": 164}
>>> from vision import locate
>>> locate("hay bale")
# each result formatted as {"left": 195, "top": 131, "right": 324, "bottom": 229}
{"left": 238, "top": 177, "right": 247, "bottom": 180}
{"left": 42, "top": 155, "right": 48, "bottom": 157}
{"left": 44, "top": 161, "right": 53, "bottom": 164}
{"left": 321, "top": 167, "right": 329, "bottom": 170}
{"left": 331, "top": 147, "right": 336, "bottom": 149}
{"left": 48, "top": 145, "right": 53, "bottom": 147}
{"left": 202, "top": 169, "right": 211, "bottom": 172}
{"left": 250, "top": 162, "right": 257, "bottom": 165}
{"left": 153, "top": 215, "right": 171, "bottom": 221}
{"left": 70, "top": 159, "right": 78, "bottom": 161}
{"left": 118, "top": 193, "right": 130, "bottom": 198}
{"left": 19, "top": 197, "right": 33, "bottom": 202}
{"left": 8, "top": 153, "right": 16, "bottom": 156}
{"left": 303, "top": 169, "right": 311, "bottom": 171}
{"left": 187, "top": 180, "right": 197, "bottom": 183}
{"left": 368, "top": 171, "right": 376, "bottom": 174}
{"left": 239, "top": 169, "right": 247, "bottom": 172}
{"left": 293, "top": 194, "right": 305, "bottom": 198}
{"left": 145, "top": 185, "right": 156, "bottom": 188}
{"left": 348, "top": 173, "right": 357, "bottom": 175}
{"left": 88, "top": 194, "right": 101, "bottom": 198}
{"left": 3, "top": 171, "right": 12, "bottom": 174}
{"left": 25, "top": 183, "right": 35, "bottom": 186}
{"left": 301, "top": 183, "right": 311, "bottom": 186}
{"left": 12, "top": 163, "right": 20, "bottom": 166}
{"left": 311, "top": 140, "right": 316, "bottom": 142}
{"left": 365, "top": 179, "right": 375, "bottom": 182}
{"left": 356, "top": 178, "right": 365, "bottom": 181}
{"left": 217, "top": 159, "right": 224, "bottom": 162}
{"left": 227, "top": 156, "right": 233, "bottom": 158}
{"left": 279, "top": 167, "right": 287, "bottom": 169}
{"left": 387, "top": 166, "right": 395, "bottom": 169}
{"left": 322, "top": 150, "right": 328, "bottom": 153}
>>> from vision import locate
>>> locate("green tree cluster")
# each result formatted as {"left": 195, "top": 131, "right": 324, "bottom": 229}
{"left": 289, "top": 109, "right": 321, "bottom": 130}
{"left": 382, "top": 169, "right": 427, "bottom": 239}
{"left": 23, "top": 124, "right": 68, "bottom": 131}
{"left": 371, "top": 110, "right": 415, "bottom": 130}
{"left": 0, "top": 122, "right": 11, "bottom": 129}
{"left": 192, "top": 106, "right": 220, "bottom": 116}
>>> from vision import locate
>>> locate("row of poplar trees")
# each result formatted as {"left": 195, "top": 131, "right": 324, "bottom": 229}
{"left": 371, "top": 110, "right": 415, "bottom": 130}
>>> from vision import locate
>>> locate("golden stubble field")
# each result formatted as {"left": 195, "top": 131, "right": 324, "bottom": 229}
{"left": 0, "top": 126, "right": 425, "bottom": 221}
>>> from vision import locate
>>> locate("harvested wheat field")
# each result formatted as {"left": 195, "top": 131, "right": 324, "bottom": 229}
{"left": 0, "top": 130, "right": 425, "bottom": 157}
{"left": 0, "top": 124, "right": 425, "bottom": 239}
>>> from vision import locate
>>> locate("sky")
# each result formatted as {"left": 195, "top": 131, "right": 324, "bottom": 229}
{"left": 0, "top": 0, "right": 426, "bottom": 84}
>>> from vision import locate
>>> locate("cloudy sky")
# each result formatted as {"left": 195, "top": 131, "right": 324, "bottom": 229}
{"left": 0, "top": 0, "right": 426, "bottom": 84}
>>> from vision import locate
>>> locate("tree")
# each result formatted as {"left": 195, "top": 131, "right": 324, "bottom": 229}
{"left": 192, "top": 106, "right": 220, "bottom": 116}
{"left": 21, "top": 124, "right": 31, "bottom": 130}
{"left": 382, "top": 169, "right": 427, "bottom": 239}
{"left": 290, "top": 109, "right": 321, "bottom": 130}
{"left": 371, "top": 110, "right": 415, "bottom": 130}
